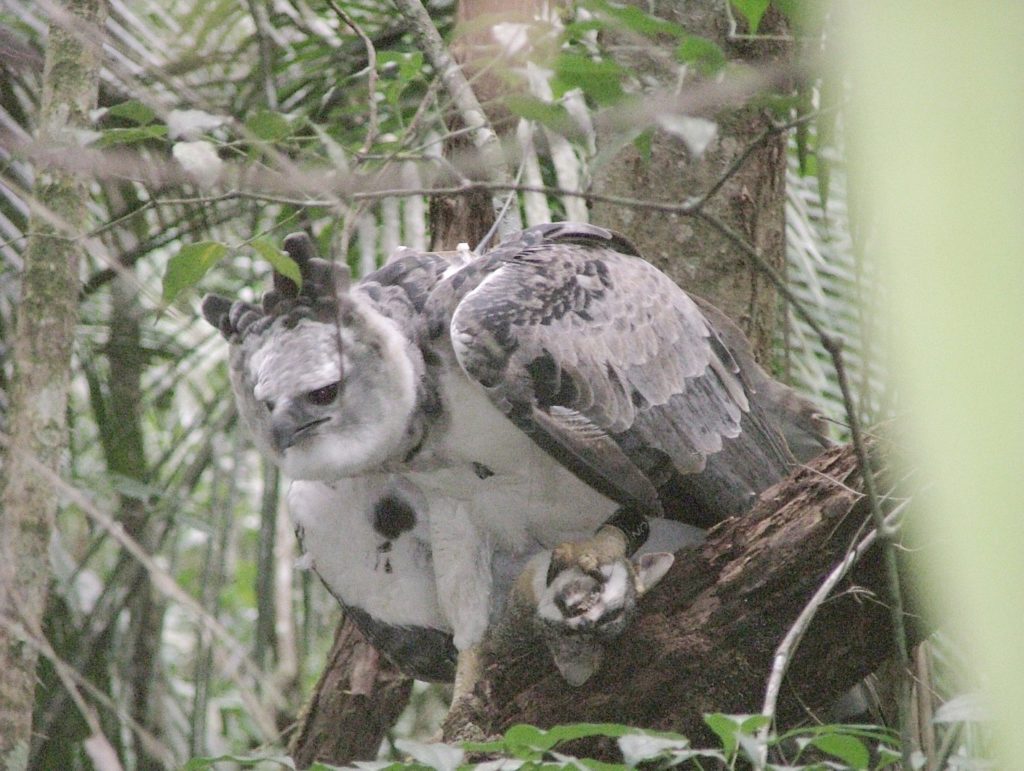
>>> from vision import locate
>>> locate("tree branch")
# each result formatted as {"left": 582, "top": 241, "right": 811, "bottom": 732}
{"left": 444, "top": 443, "right": 920, "bottom": 756}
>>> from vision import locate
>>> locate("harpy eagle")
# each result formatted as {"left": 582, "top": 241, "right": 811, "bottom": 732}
{"left": 202, "top": 222, "right": 828, "bottom": 691}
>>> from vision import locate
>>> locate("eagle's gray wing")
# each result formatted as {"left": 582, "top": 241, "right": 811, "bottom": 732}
{"left": 425, "top": 222, "right": 793, "bottom": 525}
{"left": 691, "top": 295, "right": 832, "bottom": 463}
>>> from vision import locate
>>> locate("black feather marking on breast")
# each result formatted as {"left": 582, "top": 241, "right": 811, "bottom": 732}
{"left": 472, "top": 462, "right": 494, "bottom": 479}
{"left": 372, "top": 495, "right": 417, "bottom": 540}
{"left": 375, "top": 541, "right": 394, "bottom": 573}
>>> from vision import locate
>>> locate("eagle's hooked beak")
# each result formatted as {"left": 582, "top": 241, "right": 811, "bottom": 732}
{"left": 270, "top": 402, "right": 328, "bottom": 453}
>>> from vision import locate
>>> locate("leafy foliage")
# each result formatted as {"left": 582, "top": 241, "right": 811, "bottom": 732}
{"left": 0, "top": 0, "right": 966, "bottom": 768}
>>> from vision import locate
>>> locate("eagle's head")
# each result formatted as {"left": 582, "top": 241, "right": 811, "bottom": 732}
{"left": 201, "top": 233, "right": 420, "bottom": 480}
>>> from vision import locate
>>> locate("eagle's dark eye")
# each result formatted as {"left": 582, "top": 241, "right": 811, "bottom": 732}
{"left": 307, "top": 381, "right": 340, "bottom": 406}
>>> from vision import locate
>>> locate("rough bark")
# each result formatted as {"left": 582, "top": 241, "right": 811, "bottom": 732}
{"left": 444, "top": 443, "right": 914, "bottom": 751}
{"left": 590, "top": 2, "right": 790, "bottom": 362}
{"left": 288, "top": 615, "right": 415, "bottom": 769}
{"left": 0, "top": 0, "right": 106, "bottom": 763}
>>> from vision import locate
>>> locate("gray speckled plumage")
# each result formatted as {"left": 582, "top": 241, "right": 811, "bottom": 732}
{"left": 201, "top": 222, "right": 829, "bottom": 679}
{"left": 422, "top": 222, "right": 799, "bottom": 524}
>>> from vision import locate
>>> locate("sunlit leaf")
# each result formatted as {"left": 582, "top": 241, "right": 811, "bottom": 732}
{"left": 96, "top": 125, "right": 167, "bottom": 147}
{"left": 731, "top": 0, "right": 770, "bottom": 34}
{"left": 934, "top": 692, "right": 991, "bottom": 723}
{"left": 107, "top": 99, "right": 157, "bottom": 125}
{"left": 657, "top": 114, "right": 717, "bottom": 158}
{"left": 246, "top": 110, "right": 292, "bottom": 142}
{"left": 172, "top": 140, "right": 223, "bottom": 187}
{"left": 810, "top": 733, "right": 870, "bottom": 769}
{"left": 618, "top": 733, "right": 689, "bottom": 765}
{"left": 162, "top": 241, "right": 228, "bottom": 303}
{"left": 392, "top": 739, "right": 463, "bottom": 771}
{"left": 167, "top": 108, "right": 227, "bottom": 139}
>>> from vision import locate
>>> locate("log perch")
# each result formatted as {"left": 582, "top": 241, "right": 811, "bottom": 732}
{"left": 446, "top": 442, "right": 914, "bottom": 746}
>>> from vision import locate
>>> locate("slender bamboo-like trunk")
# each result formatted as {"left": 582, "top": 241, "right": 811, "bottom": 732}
{"left": 0, "top": 0, "right": 106, "bottom": 761}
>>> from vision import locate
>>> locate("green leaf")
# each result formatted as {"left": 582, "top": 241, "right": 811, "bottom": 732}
{"left": 503, "top": 95, "right": 575, "bottom": 135}
{"left": 96, "top": 125, "right": 167, "bottom": 147}
{"left": 794, "top": 83, "right": 814, "bottom": 175}
{"left": 772, "top": 0, "right": 826, "bottom": 35}
{"left": 107, "top": 100, "right": 157, "bottom": 125}
{"left": 703, "top": 714, "right": 769, "bottom": 759}
{"left": 775, "top": 723, "right": 898, "bottom": 746}
{"left": 379, "top": 50, "right": 424, "bottom": 81}
{"left": 816, "top": 155, "right": 832, "bottom": 211}
{"left": 251, "top": 237, "right": 302, "bottom": 289}
{"left": 731, "top": 0, "right": 770, "bottom": 33}
{"left": 704, "top": 714, "right": 741, "bottom": 757}
{"left": 553, "top": 53, "right": 625, "bottom": 105}
{"left": 633, "top": 128, "right": 653, "bottom": 163}
{"left": 585, "top": 0, "right": 686, "bottom": 39}
{"left": 500, "top": 722, "right": 639, "bottom": 757}
{"left": 676, "top": 36, "right": 726, "bottom": 74}
{"left": 542, "top": 722, "right": 638, "bottom": 744}
{"left": 246, "top": 110, "right": 292, "bottom": 141}
{"left": 162, "top": 241, "right": 228, "bottom": 303}
{"left": 810, "top": 733, "right": 870, "bottom": 769}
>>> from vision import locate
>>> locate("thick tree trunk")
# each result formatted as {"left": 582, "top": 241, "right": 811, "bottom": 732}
{"left": 444, "top": 443, "right": 913, "bottom": 751}
{"left": 590, "top": 2, "right": 790, "bottom": 362}
{"left": 0, "top": 0, "right": 106, "bottom": 761}
{"left": 288, "top": 615, "right": 415, "bottom": 768}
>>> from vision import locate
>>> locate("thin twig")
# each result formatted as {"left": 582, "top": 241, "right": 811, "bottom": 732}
{"left": 688, "top": 111, "right": 824, "bottom": 212}
{"left": 756, "top": 499, "right": 911, "bottom": 767}
{"left": 326, "top": 0, "right": 379, "bottom": 154}
{"left": 697, "top": 202, "right": 915, "bottom": 765}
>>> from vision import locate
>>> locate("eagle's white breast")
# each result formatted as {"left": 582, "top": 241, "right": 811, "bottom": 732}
{"left": 287, "top": 478, "right": 445, "bottom": 630}
{"left": 411, "top": 368, "right": 617, "bottom": 553}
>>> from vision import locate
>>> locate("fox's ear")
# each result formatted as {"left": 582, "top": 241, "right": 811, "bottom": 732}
{"left": 632, "top": 552, "right": 674, "bottom": 595}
